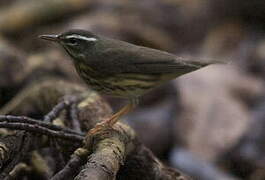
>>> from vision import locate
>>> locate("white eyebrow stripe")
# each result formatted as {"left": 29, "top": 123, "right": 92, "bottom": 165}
{"left": 65, "top": 35, "right": 97, "bottom": 41}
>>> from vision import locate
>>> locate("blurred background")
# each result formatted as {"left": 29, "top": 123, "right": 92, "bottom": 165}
{"left": 0, "top": 0, "right": 265, "bottom": 179}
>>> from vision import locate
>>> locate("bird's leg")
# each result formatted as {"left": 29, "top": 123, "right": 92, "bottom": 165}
{"left": 108, "top": 97, "right": 139, "bottom": 126}
{"left": 88, "top": 98, "right": 139, "bottom": 135}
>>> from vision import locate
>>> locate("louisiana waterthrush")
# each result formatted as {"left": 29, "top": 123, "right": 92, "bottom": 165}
{"left": 39, "top": 29, "right": 218, "bottom": 133}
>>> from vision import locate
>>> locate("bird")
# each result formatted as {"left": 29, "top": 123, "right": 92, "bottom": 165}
{"left": 39, "top": 29, "right": 220, "bottom": 134}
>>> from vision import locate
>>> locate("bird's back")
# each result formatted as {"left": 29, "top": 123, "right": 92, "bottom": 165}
{"left": 94, "top": 36, "right": 213, "bottom": 77}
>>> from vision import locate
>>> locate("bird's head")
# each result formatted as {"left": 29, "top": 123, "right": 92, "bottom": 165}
{"left": 39, "top": 29, "right": 99, "bottom": 60}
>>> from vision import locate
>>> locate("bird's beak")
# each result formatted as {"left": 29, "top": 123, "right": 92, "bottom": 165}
{"left": 38, "top": 34, "right": 59, "bottom": 42}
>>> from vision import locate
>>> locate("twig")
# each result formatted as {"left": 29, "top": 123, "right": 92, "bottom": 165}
{"left": 43, "top": 96, "right": 81, "bottom": 123}
{"left": 69, "top": 103, "right": 81, "bottom": 132}
{"left": 0, "top": 115, "right": 84, "bottom": 136}
{"left": 43, "top": 101, "right": 70, "bottom": 123}
{"left": 51, "top": 148, "right": 89, "bottom": 180}
{"left": 0, "top": 122, "right": 84, "bottom": 142}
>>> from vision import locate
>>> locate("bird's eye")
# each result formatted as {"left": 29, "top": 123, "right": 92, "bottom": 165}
{"left": 67, "top": 38, "right": 78, "bottom": 45}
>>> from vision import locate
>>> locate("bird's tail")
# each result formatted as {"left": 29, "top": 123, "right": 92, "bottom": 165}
{"left": 179, "top": 56, "right": 229, "bottom": 69}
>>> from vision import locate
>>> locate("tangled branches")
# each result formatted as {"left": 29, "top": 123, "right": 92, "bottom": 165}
{"left": 0, "top": 80, "right": 190, "bottom": 180}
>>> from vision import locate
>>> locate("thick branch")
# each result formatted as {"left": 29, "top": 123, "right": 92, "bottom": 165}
{"left": 75, "top": 123, "right": 135, "bottom": 180}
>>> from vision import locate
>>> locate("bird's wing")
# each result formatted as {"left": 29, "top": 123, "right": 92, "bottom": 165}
{"left": 131, "top": 50, "right": 211, "bottom": 74}
{"left": 101, "top": 42, "right": 214, "bottom": 75}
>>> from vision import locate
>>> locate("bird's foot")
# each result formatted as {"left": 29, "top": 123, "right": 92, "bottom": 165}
{"left": 87, "top": 121, "right": 112, "bottom": 136}
{"left": 86, "top": 103, "right": 134, "bottom": 137}
{"left": 83, "top": 120, "right": 113, "bottom": 148}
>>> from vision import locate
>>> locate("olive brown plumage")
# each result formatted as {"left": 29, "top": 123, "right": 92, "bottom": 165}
{"left": 39, "top": 29, "right": 218, "bottom": 134}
